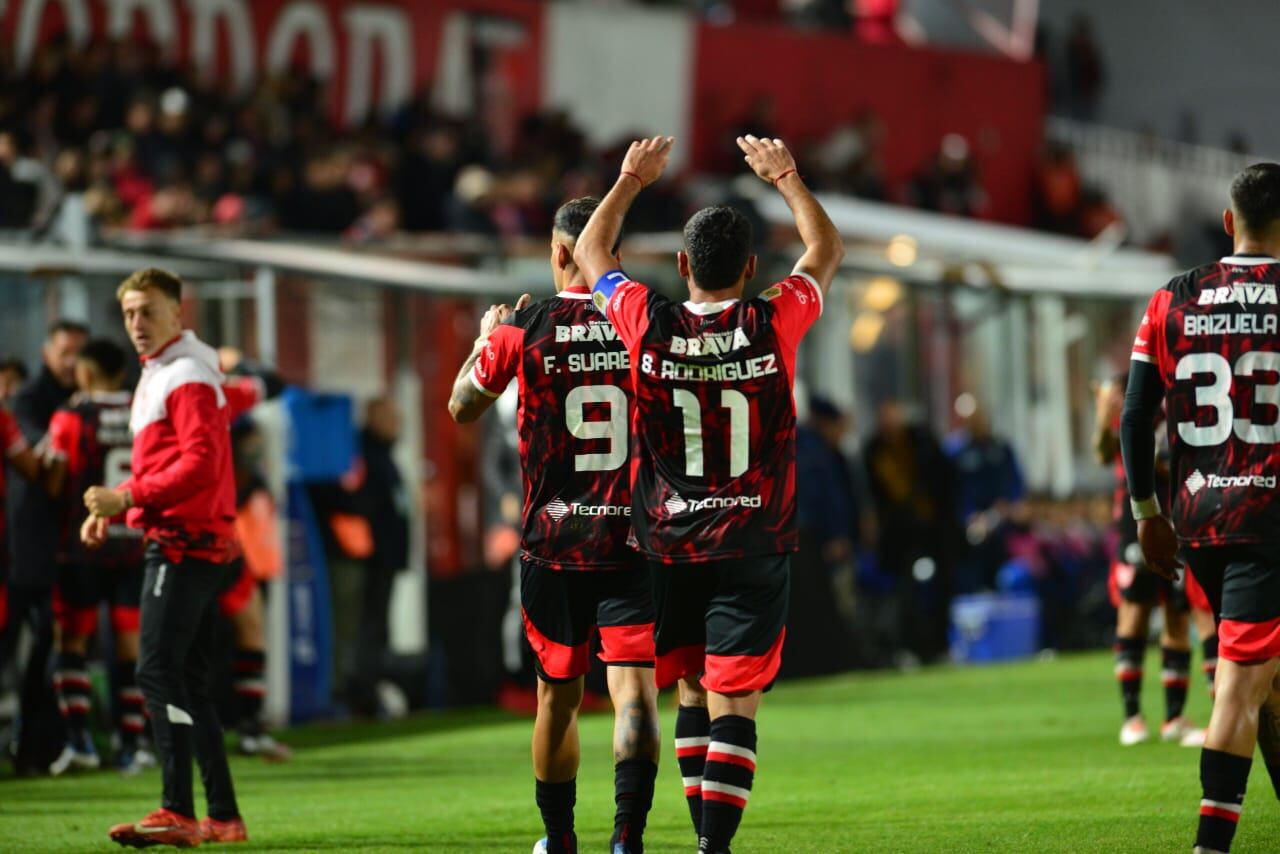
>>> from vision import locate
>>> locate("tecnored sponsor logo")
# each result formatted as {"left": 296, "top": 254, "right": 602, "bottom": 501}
{"left": 1185, "top": 469, "right": 1276, "bottom": 495}
{"left": 663, "top": 492, "right": 762, "bottom": 514}
{"left": 544, "top": 498, "right": 630, "bottom": 519}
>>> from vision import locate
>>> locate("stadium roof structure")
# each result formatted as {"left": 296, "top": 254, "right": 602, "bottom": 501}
{"left": 754, "top": 193, "right": 1177, "bottom": 300}
{"left": 0, "top": 242, "right": 225, "bottom": 280}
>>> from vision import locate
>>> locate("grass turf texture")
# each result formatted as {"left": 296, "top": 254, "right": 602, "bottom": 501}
{"left": 2, "top": 651, "right": 1272, "bottom": 852}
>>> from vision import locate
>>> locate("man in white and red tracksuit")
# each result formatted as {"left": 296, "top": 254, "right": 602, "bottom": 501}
{"left": 84, "top": 268, "right": 247, "bottom": 848}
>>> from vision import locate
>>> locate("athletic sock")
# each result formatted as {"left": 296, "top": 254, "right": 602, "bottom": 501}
{"left": 1114, "top": 635, "right": 1145, "bottom": 718}
{"left": 535, "top": 778, "right": 576, "bottom": 854}
{"left": 675, "top": 705, "right": 711, "bottom": 835}
{"left": 233, "top": 648, "right": 267, "bottom": 737}
{"left": 1161, "top": 647, "right": 1191, "bottom": 721}
{"left": 699, "top": 715, "right": 757, "bottom": 853}
{"left": 113, "top": 659, "right": 145, "bottom": 751}
{"left": 53, "top": 652, "right": 92, "bottom": 741}
{"left": 1197, "top": 748, "right": 1250, "bottom": 852}
{"left": 610, "top": 758, "right": 657, "bottom": 853}
{"left": 1202, "top": 635, "right": 1219, "bottom": 695}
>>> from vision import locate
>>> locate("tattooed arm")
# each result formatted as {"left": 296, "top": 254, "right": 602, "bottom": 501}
{"left": 448, "top": 294, "right": 530, "bottom": 424}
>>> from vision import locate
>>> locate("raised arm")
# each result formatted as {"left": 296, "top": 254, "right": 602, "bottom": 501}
{"left": 448, "top": 294, "right": 530, "bottom": 424}
{"left": 574, "top": 136, "right": 674, "bottom": 286}
{"left": 736, "top": 135, "right": 844, "bottom": 297}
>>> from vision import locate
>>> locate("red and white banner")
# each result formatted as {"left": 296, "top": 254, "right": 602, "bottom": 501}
{"left": 0, "top": 0, "right": 543, "bottom": 126}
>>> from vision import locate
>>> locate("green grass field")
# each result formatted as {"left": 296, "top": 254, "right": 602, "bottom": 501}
{"left": 2, "top": 651, "right": 1274, "bottom": 852}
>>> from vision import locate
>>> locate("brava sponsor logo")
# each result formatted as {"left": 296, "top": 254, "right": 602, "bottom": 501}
{"left": 555, "top": 323, "right": 620, "bottom": 343}
{"left": 1185, "top": 469, "right": 1276, "bottom": 496}
{"left": 1198, "top": 284, "right": 1278, "bottom": 306}
{"left": 670, "top": 329, "right": 752, "bottom": 357}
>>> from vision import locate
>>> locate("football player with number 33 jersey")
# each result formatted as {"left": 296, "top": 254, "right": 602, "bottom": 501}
{"left": 575, "top": 134, "right": 843, "bottom": 854}
{"left": 1122, "top": 163, "right": 1280, "bottom": 854}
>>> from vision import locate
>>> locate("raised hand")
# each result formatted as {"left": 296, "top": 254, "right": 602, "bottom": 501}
{"left": 478, "top": 293, "right": 532, "bottom": 340}
{"left": 737, "top": 134, "right": 798, "bottom": 185}
{"left": 620, "top": 136, "right": 675, "bottom": 187}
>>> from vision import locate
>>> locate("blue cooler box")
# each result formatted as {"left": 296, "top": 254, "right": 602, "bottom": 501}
{"left": 949, "top": 593, "right": 1040, "bottom": 664}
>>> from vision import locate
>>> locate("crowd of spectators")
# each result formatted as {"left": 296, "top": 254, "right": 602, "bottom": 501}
{"left": 0, "top": 27, "right": 1116, "bottom": 249}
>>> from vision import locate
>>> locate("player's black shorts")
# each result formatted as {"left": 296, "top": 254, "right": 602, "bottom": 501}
{"left": 520, "top": 557, "right": 655, "bottom": 682}
{"left": 1184, "top": 544, "right": 1280, "bottom": 662}
{"left": 53, "top": 561, "right": 144, "bottom": 636}
{"left": 1110, "top": 539, "right": 1187, "bottom": 611}
{"left": 649, "top": 553, "right": 790, "bottom": 694}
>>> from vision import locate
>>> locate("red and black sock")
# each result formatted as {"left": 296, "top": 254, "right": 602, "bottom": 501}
{"left": 53, "top": 652, "right": 92, "bottom": 739}
{"left": 675, "top": 705, "right": 711, "bottom": 835}
{"left": 1114, "top": 635, "right": 1145, "bottom": 718}
{"left": 611, "top": 758, "right": 657, "bottom": 853}
{"left": 234, "top": 648, "right": 267, "bottom": 736}
{"left": 1162, "top": 646, "right": 1191, "bottom": 721}
{"left": 535, "top": 778, "right": 576, "bottom": 854}
{"left": 112, "top": 659, "right": 145, "bottom": 751}
{"left": 699, "top": 715, "right": 757, "bottom": 854}
{"left": 1202, "top": 635, "right": 1218, "bottom": 694}
{"left": 1197, "top": 748, "right": 1249, "bottom": 852}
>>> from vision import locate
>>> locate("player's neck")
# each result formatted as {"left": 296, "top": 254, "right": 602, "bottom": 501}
{"left": 686, "top": 280, "right": 744, "bottom": 304}
{"left": 1232, "top": 235, "right": 1280, "bottom": 259}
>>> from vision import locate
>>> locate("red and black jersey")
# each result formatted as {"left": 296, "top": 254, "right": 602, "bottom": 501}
{"left": 471, "top": 284, "right": 634, "bottom": 570}
{"left": 47, "top": 390, "right": 144, "bottom": 568}
{"left": 1131, "top": 253, "right": 1280, "bottom": 547}
{"left": 593, "top": 270, "right": 823, "bottom": 563}
{"left": 0, "top": 408, "right": 29, "bottom": 557}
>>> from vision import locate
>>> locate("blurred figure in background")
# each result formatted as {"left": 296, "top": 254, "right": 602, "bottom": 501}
{"left": 1063, "top": 14, "right": 1106, "bottom": 121}
{"left": 909, "top": 134, "right": 987, "bottom": 218}
{"left": 1093, "top": 375, "right": 1203, "bottom": 748}
{"left": 4, "top": 319, "right": 86, "bottom": 772}
{"left": 863, "top": 400, "right": 957, "bottom": 664}
{"left": 945, "top": 394, "right": 1028, "bottom": 594}
{"left": 0, "top": 358, "right": 27, "bottom": 405}
{"left": 788, "top": 397, "right": 867, "bottom": 676}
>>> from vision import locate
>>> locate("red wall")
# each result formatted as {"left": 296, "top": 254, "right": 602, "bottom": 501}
{"left": 692, "top": 23, "right": 1046, "bottom": 224}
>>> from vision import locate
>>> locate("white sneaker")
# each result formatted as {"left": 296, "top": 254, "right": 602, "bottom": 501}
{"left": 532, "top": 839, "right": 548, "bottom": 854}
{"left": 49, "top": 742, "right": 101, "bottom": 776}
{"left": 1119, "top": 716, "right": 1150, "bottom": 746}
{"left": 1161, "top": 716, "right": 1203, "bottom": 745}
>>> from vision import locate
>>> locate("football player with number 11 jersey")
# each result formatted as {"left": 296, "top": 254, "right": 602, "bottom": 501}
{"left": 575, "top": 135, "right": 843, "bottom": 854}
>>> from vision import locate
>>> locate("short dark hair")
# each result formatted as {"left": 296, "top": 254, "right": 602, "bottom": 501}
{"left": 554, "top": 196, "right": 622, "bottom": 254}
{"left": 48, "top": 319, "right": 89, "bottom": 340}
{"left": 77, "top": 338, "right": 127, "bottom": 380}
{"left": 0, "top": 357, "right": 27, "bottom": 381}
{"left": 1230, "top": 163, "right": 1280, "bottom": 233}
{"left": 117, "top": 267, "right": 183, "bottom": 302}
{"left": 682, "top": 205, "right": 753, "bottom": 291}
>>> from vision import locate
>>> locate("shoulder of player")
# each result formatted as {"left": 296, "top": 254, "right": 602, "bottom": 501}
{"left": 151, "top": 356, "right": 225, "bottom": 402}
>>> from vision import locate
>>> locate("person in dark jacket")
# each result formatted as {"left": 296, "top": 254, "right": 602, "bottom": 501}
{"left": 346, "top": 396, "right": 410, "bottom": 714}
{"left": 3, "top": 319, "right": 86, "bottom": 771}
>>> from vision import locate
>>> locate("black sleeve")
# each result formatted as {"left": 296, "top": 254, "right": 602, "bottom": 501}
{"left": 1119, "top": 359, "right": 1165, "bottom": 503}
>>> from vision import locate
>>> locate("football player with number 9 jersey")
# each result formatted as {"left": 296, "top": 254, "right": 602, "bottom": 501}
{"left": 575, "top": 135, "right": 843, "bottom": 854}
{"left": 448, "top": 198, "right": 660, "bottom": 854}
{"left": 1122, "top": 163, "right": 1280, "bottom": 854}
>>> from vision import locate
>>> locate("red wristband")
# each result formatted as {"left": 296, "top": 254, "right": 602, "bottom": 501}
{"left": 620, "top": 170, "right": 644, "bottom": 187}
{"left": 773, "top": 168, "right": 798, "bottom": 187}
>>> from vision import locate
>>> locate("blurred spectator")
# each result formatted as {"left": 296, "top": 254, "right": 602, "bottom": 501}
{"left": 1227, "top": 132, "right": 1250, "bottom": 156}
{"left": 863, "top": 400, "right": 958, "bottom": 663}
{"left": 3, "top": 320, "right": 87, "bottom": 770}
{"left": 1064, "top": 14, "right": 1105, "bottom": 120}
{"left": 1078, "top": 185, "right": 1123, "bottom": 239}
{"left": 783, "top": 0, "right": 850, "bottom": 30}
{"left": 909, "top": 134, "right": 987, "bottom": 218}
{"left": 853, "top": 0, "right": 903, "bottom": 45}
{"left": 724, "top": 95, "right": 780, "bottom": 173}
{"left": 810, "top": 109, "right": 888, "bottom": 201}
{"left": 944, "top": 394, "right": 1028, "bottom": 593}
{"left": 0, "top": 358, "right": 27, "bottom": 404}
{"left": 1033, "top": 143, "right": 1082, "bottom": 234}
{"left": 788, "top": 397, "right": 866, "bottom": 676}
